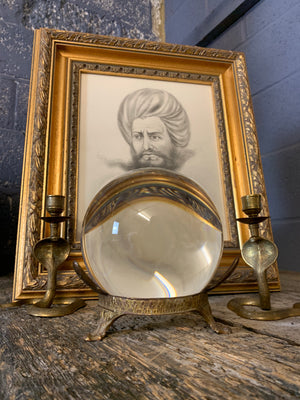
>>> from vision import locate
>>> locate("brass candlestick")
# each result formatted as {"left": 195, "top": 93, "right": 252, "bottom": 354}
{"left": 228, "top": 194, "right": 300, "bottom": 320}
{"left": 238, "top": 194, "right": 277, "bottom": 309}
{"left": 26, "top": 195, "right": 85, "bottom": 317}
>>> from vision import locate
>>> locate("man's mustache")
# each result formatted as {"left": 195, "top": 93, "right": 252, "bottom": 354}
{"left": 138, "top": 150, "right": 168, "bottom": 159}
{"left": 128, "top": 146, "right": 181, "bottom": 170}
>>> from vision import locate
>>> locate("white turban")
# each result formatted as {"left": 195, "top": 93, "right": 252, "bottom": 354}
{"left": 118, "top": 88, "right": 190, "bottom": 147}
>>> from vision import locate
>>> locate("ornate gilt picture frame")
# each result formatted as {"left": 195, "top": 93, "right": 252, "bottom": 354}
{"left": 13, "top": 28, "right": 280, "bottom": 301}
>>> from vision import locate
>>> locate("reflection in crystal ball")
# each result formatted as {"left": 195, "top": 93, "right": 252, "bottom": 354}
{"left": 83, "top": 196, "right": 223, "bottom": 298}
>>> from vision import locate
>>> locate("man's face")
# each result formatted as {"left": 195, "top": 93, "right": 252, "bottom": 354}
{"left": 131, "top": 117, "right": 174, "bottom": 168}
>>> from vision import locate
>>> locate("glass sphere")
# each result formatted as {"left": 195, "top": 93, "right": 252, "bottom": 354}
{"left": 81, "top": 169, "right": 223, "bottom": 298}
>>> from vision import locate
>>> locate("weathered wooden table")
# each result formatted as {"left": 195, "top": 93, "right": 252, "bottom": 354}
{"left": 1, "top": 272, "right": 299, "bottom": 399}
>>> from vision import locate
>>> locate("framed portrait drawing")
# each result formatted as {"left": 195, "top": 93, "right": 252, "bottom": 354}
{"left": 13, "top": 29, "right": 280, "bottom": 301}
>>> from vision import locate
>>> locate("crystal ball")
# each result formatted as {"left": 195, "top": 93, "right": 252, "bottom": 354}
{"left": 81, "top": 169, "right": 223, "bottom": 298}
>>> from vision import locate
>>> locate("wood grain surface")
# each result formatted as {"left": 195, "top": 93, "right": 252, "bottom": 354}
{"left": 1, "top": 272, "right": 299, "bottom": 400}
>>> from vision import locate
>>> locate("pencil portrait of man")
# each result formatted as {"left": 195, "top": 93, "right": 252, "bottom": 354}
{"left": 117, "top": 88, "right": 193, "bottom": 171}
{"left": 77, "top": 75, "right": 226, "bottom": 237}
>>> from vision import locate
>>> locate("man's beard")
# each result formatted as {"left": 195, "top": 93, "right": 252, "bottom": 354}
{"left": 130, "top": 148, "right": 179, "bottom": 170}
{"left": 106, "top": 146, "right": 194, "bottom": 172}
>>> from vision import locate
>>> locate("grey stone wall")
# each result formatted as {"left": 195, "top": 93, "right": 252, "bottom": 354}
{"left": 165, "top": 0, "right": 300, "bottom": 272}
{"left": 0, "top": 0, "right": 160, "bottom": 275}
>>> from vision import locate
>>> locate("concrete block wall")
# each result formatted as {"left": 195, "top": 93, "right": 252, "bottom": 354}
{"left": 0, "top": 0, "right": 159, "bottom": 275}
{"left": 165, "top": 0, "right": 300, "bottom": 271}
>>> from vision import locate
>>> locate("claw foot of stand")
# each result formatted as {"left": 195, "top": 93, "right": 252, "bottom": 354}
{"left": 85, "top": 309, "right": 122, "bottom": 341}
{"left": 197, "top": 293, "right": 231, "bottom": 334}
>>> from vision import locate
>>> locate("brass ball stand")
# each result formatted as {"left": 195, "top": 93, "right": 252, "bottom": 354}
{"left": 73, "top": 258, "right": 239, "bottom": 341}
